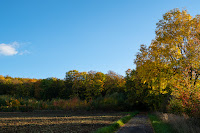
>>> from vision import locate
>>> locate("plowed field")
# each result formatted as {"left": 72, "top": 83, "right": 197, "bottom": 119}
{"left": 0, "top": 111, "right": 126, "bottom": 133}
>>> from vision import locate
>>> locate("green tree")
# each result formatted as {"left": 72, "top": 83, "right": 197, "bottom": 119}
{"left": 66, "top": 70, "right": 87, "bottom": 99}
{"left": 40, "top": 77, "right": 63, "bottom": 100}
{"left": 85, "top": 71, "right": 106, "bottom": 100}
{"left": 104, "top": 71, "right": 125, "bottom": 95}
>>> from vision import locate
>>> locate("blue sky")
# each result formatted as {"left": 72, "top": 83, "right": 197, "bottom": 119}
{"left": 0, "top": 0, "right": 200, "bottom": 79}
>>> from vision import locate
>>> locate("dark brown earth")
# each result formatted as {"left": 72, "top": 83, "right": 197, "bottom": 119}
{"left": 0, "top": 110, "right": 126, "bottom": 133}
{"left": 116, "top": 112, "right": 154, "bottom": 133}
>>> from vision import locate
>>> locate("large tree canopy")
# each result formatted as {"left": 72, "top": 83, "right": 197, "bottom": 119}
{"left": 135, "top": 9, "right": 200, "bottom": 94}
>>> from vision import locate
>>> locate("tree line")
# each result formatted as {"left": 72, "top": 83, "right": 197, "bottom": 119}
{"left": 0, "top": 68, "right": 170, "bottom": 111}
{"left": 0, "top": 70, "right": 126, "bottom": 100}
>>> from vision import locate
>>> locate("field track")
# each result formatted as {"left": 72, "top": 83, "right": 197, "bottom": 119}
{"left": 116, "top": 112, "right": 154, "bottom": 133}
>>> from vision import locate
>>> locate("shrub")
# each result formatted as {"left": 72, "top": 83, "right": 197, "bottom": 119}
{"left": 167, "top": 98, "right": 184, "bottom": 114}
{"left": 0, "top": 98, "right": 7, "bottom": 106}
{"left": 168, "top": 87, "right": 200, "bottom": 117}
{"left": 91, "top": 93, "right": 127, "bottom": 111}
{"left": 52, "top": 97, "right": 89, "bottom": 110}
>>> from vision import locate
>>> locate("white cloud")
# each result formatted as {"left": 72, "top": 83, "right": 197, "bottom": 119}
{"left": 0, "top": 43, "right": 18, "bottom": 56}
{"left": 0, "top": 42, "right": 30, "bottom": 56}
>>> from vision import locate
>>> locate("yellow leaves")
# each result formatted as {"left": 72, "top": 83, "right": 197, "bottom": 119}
{"left": 136, "top": 8, "right": 200, "bottom": 95}
{"left": 161, "top": 90, "right": 168, "bottom": 94}
{"left": 0, "top": 75, "right": 5, "bottom": 80}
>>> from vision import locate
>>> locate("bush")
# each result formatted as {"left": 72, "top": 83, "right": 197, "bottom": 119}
{"left": 0, "top": 98, "right": 7, "bottom": 106}
{"left": 0, "top": 95, "right": 91, "bottom": 112}
{"left": 167, "top": 98, "right": 184, "bottom": 114}
{"left": 52, "top": 97, "right": 89, "bottom": 110}
{"left": 91, "top": 93, "right": 127, "bottom": 111}
{"left": 168, "top": 88, "right": 200, "bottom": 117}
{"left": 0, "top": 95, "right": 12, "bottom": 105}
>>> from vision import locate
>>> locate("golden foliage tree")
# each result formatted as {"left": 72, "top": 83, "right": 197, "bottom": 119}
{"left": 135, "top": 9, "right": 200, "bottom": 91}
{"left": 135, "top": 9, "right": 200, "bottom": 111}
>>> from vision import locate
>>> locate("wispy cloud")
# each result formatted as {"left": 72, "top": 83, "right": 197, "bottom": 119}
{"left": 19, "top": 50, "right": 31, "bottom": 55}
{"left": 0, "top": 42, "right": 30, "bottom": 56}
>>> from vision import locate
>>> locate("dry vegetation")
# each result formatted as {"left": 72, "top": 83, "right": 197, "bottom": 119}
{"left": 0, "top": 111, "right": 127, "bottom": 133}
{"left": 155, "top": 112, "right": 200, "bottom": 133}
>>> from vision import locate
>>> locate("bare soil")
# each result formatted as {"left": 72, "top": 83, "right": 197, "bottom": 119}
{"left": 0, "top": 110, "right": 126, "bottom": 133}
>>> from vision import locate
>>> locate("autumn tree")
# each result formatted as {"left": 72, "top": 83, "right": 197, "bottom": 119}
{"left": 59, "top": 70, "right": 79, "bottom": 99}
{"left": 125, "top": 69, "right": 162, "bottom": 110}
{"left": 104, "top": 71, "right": 126, "bottom": 95}
{"left": 135, "top": 9, "right": 200, "bottom": 111}
{"left": 0, "top": 75, "right": 7, "bottom": 95}
{"left": 85, "top": 71, "right": 106, "bottom": 100}
{"left": 65, "top": 70, "right": 88, "bottom": 99}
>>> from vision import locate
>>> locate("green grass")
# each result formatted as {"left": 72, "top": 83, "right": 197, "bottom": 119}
{"left": 93, "top": 111, "right": 139, "bottom": 133}
{"left": 148, "top": 114, "right": 175, "bottom": 133}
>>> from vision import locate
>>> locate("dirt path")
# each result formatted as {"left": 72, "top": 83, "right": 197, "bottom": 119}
{"left": 116, "top": 112, "right": 154, "bottom": 133}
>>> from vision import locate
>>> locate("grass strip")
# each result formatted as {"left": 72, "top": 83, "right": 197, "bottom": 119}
{"left": 93, "top": 111, "right": 139, "bottom": 133}
{"left": 148, "top": 113, "right": 175, "bottom": 133}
